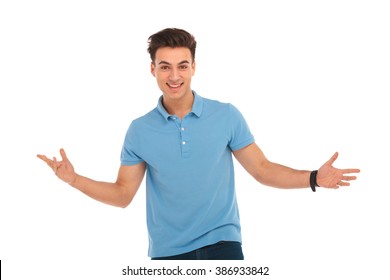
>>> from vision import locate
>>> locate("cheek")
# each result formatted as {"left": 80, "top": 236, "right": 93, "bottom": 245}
{"left": 155, "top": 74, "right": 167, "bottom": 86}
{"left": 156, "top": 71, "right": 170, "bottom": 81}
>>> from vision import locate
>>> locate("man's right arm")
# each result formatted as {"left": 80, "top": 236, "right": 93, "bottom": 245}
{"left": 71, "top": 163, "right": 146, "bottom": 208}
{"left": 37, "top": 148, "right": 146, "bottom": 208}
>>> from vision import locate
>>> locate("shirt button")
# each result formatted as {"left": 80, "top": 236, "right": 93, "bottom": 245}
{"left": 181, "top": 127, "right": 185, "bottom": 131}
{"left": 182, "top": 141, "right": 186, "bottom": 145}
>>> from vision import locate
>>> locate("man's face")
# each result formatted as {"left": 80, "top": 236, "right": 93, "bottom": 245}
{"left": 151, "top": 47, "right": 195, "bottom": 102}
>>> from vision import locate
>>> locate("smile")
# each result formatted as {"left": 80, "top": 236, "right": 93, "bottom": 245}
{"left": 167, "top": 83, "right": 183, "bottom": 88}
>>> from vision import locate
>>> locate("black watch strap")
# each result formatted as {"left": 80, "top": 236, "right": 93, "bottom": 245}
{"left": 310, "top": 170, "right": 319, "bottom": 192}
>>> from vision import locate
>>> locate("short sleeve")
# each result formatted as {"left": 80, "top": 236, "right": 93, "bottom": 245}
{"left": 120, "top": 121, "right": 144, "bottom": 165}
{"left": 228, "top": 103, "right": 255, "bottom": 151}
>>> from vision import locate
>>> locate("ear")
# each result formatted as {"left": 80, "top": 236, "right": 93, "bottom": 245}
{"left": 150, "top": 62, "right": 156, "bottom": 77}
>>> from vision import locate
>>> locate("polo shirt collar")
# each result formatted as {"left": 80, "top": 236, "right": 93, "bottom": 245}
{"left": 157, "top": 91, "right": 203, "bottom": 120}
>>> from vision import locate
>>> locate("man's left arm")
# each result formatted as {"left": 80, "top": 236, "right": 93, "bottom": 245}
{"left": 232, "top": 143, "right": 360, "bottom": 190}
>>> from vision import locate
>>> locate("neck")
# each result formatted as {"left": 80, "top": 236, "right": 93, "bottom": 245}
{"left": 162, "top": 91, "right": 194, "bottom": 119}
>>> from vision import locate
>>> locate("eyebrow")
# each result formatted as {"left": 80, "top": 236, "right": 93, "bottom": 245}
{"left": 158, "top": 60, "right": 191, "bottom": 65}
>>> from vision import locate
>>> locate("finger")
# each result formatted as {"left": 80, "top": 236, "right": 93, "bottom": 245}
{"left": 341, "top": 175, "right": 358, "bottom": 181}
{"left": 342, "top": 168, "right": 360, "bottom": 174}
{"left": 60, "top": 148, "right": 69, "bottom": 162}
{"left": 337, "top": 181, "right": 350, "bottom": 187}
{"left": 53, "top": 156, "right": 59, "bottom": 172}
{"left": 37, "top": 154, "right": 51, "bottom": 163}
{"left": 326, "top": 152, "right": 339, "bottom": 166}
{"left": 37, "top": 154, "right": 55, "bottom": 167}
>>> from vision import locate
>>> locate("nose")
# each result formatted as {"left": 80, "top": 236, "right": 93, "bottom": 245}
{"left": 169, "top": 68, "right": 180, "bottom": 81}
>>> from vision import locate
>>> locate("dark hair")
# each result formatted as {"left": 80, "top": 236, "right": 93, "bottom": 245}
{"left": 147, "top": 28, "right": 197, "bottom": 64}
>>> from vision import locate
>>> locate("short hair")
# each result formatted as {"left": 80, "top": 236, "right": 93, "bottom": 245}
{"left": 147, "top": 28, "right": 197, "bottom": 64}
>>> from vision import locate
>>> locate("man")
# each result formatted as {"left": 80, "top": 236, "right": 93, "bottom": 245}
{"left": 37, "top": 28, "right": 360, "bottom": 260}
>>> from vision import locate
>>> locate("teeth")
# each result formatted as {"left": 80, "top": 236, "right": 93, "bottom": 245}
{"left": 168, "top": 84, "right": 181, "bottom": 88}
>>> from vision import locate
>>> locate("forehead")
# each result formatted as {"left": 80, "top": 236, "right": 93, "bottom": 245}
{"left": 155, "top": 47, "right": 193, "bottom": 64}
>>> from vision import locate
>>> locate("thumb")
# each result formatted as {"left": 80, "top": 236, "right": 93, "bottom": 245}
{"left": 59, "top": 148, "right": 69, "bottom": 162}
{"left": 326, "top": 152, "right": 339, "bottom": 166}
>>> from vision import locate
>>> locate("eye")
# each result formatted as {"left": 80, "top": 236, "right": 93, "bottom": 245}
{"left": 179, "top": 65, "right": 188, "bottom": 70}
{"left": 160, "top": 66, "right": 169, "bottom": 70}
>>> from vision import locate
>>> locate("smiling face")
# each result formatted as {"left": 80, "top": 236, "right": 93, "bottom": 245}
{"left": 151, "top": 47, "right": 196, "bottom": 103}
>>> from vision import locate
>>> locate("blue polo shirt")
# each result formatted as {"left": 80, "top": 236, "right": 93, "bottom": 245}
{"left": 121, "top": 91, "right": 254, "bottom": 258}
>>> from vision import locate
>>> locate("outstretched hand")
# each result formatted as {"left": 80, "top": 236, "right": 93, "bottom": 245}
{"left": 317, "top": 152, "right": 360, "bottom": 189}
{"left": 37, "top": 148, "right": 77, "bottom": 185}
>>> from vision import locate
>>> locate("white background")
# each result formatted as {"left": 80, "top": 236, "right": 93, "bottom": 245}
{"left": 1, "top": 0, "right": 389, "bottom": 279}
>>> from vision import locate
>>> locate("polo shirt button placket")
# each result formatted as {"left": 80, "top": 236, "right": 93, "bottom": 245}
{"left": 180, "top": 120, "right": 190, "bottom": 158}
{"left": 181, "top": 127, "right": 186, "bottom": 145}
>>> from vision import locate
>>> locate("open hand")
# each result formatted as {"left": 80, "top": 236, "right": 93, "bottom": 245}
{"left": 317, "top": 152, "right": 360, "bottom": 189}
{"left": 37, "top": 148, "right": 77, "bottom": 185}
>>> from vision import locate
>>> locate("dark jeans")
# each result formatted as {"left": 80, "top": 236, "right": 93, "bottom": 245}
{"left": 151, "top": 241, "right": 244, "bottom": 260}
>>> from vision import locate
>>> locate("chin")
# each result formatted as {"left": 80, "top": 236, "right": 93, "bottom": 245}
{"left": 164, "top": 92, "right": 184, "bottom": 100}
{"left": 164, "top": 88, "right": 186, "bottom": 98}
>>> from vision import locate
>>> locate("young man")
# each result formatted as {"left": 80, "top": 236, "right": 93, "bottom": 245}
{"left": 37, "top": 28, "right": 360, "bottom": 260}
